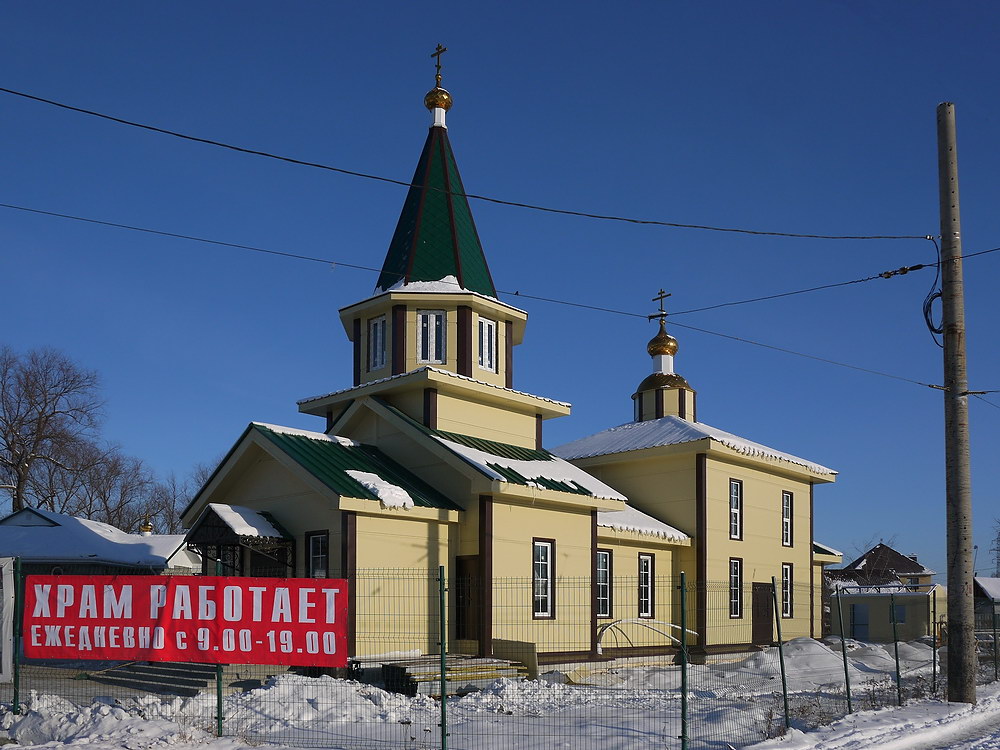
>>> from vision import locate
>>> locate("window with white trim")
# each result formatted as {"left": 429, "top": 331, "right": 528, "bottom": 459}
{"left": 781, "top": 563, "right": 793, "bottom": 617}
{"left": 729, "top": 558, "right": 743, "bottom": 618}
{"left": 367, "top": 315, "right": 386, "bottom": 371}
{"left": 596, "top": 550, "right": 612, "bottom": 618}
{"left": 478, "top": 317, "right": 497, "bottom": 372}
{"left": 417, "top": 310, "right": 446, "bottom": 363}
{"left": 306, "top": 532, "right": 329, "bottom": 578}
{"left": 781, "top": 491, "right": 793, "bottom": 547}
{"left": 533, "top": 539, "right": 554, "bottom": 618}
{"left": 638, "top": 554, "right": 654, "bottom": 618}
{"left": 730, "top": 479, "right": 743, "bottom": 540}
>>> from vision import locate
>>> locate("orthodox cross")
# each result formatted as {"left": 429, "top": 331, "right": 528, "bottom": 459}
{"left": 649, "top": 289, "right": 671, "bottom": 323}
{"left": 431, "top": 44, "right": 448, "bottom": 85}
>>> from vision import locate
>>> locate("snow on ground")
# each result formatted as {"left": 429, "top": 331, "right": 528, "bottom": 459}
{"left": 0, "top": 638, "right": 990, "bottom": 750}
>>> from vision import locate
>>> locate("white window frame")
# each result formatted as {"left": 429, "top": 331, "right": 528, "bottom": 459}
{"left": 729, "top": 479, "right": 743, "bottom": 540}
{"left": 595, "top": 550, "right": 611, "bottom": 618}
{"left": 638, "top": 554, "right": 654, "bottom": 618}
{"left": 781, "top": 562, "right": 793, "bottom": 618}
{"left": 478, "top": 317, "right": 497, "bottom": 372}
{"left": 367, "top": 315, "right": 387, "bottom": 371}
{"left": 533, "top": 539, "right": 554, "bottom": 618}
{"left": 781, "top": 491, "right": 793, "bottom": 547}
{"left": 417, "top": 310, "right": 446, "bottom": 364}
{"left": 729, "top": 558, "right": 743, "bottom": 618}
{"left": 307, "top": 532, "right": 329, "bottom": 578}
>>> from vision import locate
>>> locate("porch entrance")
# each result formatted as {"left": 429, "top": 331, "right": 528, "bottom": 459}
{"left": 455, "top": 555, "right": 480, "bottom": 641}
{"left": 751, "top": 582, "right": 774, "bottom": 645}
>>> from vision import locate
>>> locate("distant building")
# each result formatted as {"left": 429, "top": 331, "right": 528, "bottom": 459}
{"left": 827, "top": 542, "right": 935, "bottom": 592}
{"left": 0, "top": 507, "right": 200, "bottom": 575}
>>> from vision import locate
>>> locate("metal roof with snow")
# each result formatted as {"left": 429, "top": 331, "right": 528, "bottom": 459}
{"left": 552, "top": 415, "right": 836, "bottom": 476}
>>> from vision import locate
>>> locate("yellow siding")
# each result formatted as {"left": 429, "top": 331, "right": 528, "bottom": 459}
{"left": 436, "top": 394, "right": 537, "bottom": 448}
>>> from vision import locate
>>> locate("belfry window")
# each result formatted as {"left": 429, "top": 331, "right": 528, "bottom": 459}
{"left": 478, "top": 317, "right": 497, "bottom": 372}
{"left": 368, "top": 316, "right": 386, "bottom": 371}
{"left": 418, "top": 310, "right": 446, "bottom": 364}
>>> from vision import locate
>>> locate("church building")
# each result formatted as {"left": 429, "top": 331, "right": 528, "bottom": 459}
{"left": 180, "top": 61, "right": 841, "bottom": 662}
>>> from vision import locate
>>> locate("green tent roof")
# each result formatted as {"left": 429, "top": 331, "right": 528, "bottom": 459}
{"left": 254, "top": 424, "right": 460, "bottom": 511}
{"left": 374, "top": 125, "right": 497, "bottom": 297}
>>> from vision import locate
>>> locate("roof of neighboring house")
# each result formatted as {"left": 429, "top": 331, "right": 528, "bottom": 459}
{"left": 0, "top": 507, "right": 188, "bottom": 568}
{"left": 373, "top": 122, "right": 496, "bottom": 297}
{"left": 840, "top": 542, "right": 936, "bottom": 577}
{"left": 975, "top": 577, "right": 1000, "bottom": 601}
{"left": 252, "top": 423, "right": 461, "bottom": 511}
{"left": 206, "top": 503, "right": 288, "bottom": 539}
{"left": 552, "top": 416, "right": 836, "bottom": 476}
{"left": 377, "top": 400, "right": 627, "bottom": 502}
{"left": 597, "top": 505, "right": 689, "bottom": 542}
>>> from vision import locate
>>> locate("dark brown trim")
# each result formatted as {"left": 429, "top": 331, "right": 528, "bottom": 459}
{"left": 457, "top": 306, "right": 473, "bottom": 376}
{"left": 535, "top": 414, "right": 543, "bottom": 450}
{"left": 696, "top": 452, "right": 707, "bottom": 648}
{"left": 679, "top": 389, "right": 687, "bottom": 420}
{"left": 532, "top": 537, "right": 556, "bottom": 620}
{"left": 391, "top": 305, "right": 406, "bottom": 375}
{"left": 782, "top": 490, "right": 794, "bottom": 547}
{"left": 325, "top": 411, "right": 334, "bottom": 432}
{"left": 590, "top": 511, "right": 599, "bottom": 656}
{"left": 639, "top": 553, "right": 655, "bottom": 618}
{"left": 654, "top": 389, "right": 664, "bottom": 419}
{"left": 636, "top": 391, "right": 645, "bottom": 422}
{"left": 729, "top": 478, "right": 744, "bottom": 541}
{"left": 479, "top": 495, "right": 493, "bottom": 657}
{"left": 438, "top": 132, "right": 464, "bottom": 287}
{"left": 341, "top": 512, "right": 357, "bottom": 657}
{"left": 504, "top": 321, "right": 514, "bottom": 388}
{"left": 352, "top": 318, "right": 362, "bottom": 386}
{"left": 809, "top": 482, "right": 815, "bottom": 638}
{"left": 781, "top": 562, "right": 794, "bottom": 619}
{"left": 304, "top": 530, "right": 330, "bottom": 578}
{"left": 729, "top": 556, "right": 744, "bottom": 619}
{"left": 423, "top": 388, "right": 438, "bottom": 429}
{"left": 691, "top": 391, "right": 697, "bottom": 422}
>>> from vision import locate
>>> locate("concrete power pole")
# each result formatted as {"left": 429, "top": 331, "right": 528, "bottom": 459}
{"left": 937, "top": 101, "right": 976, "bottom": 704}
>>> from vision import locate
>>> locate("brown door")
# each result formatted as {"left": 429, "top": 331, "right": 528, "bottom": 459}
{"left": 455, "top": 555, "right": 480, "bottom": 642}
{"left": 752, "top": 583, "right": 774, "bottom": 645}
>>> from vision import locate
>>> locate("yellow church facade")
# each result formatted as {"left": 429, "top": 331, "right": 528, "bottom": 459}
{"left": 179, "top": 67, "right": 840, "bottom": 664}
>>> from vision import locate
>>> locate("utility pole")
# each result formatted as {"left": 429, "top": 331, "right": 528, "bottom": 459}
{"left": 937, "top": 101, "right": 976, "bottom": 704}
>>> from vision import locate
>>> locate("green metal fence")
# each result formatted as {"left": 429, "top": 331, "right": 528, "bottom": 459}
{"left": 1, "top": 567, "right": 995, "bottom": 750}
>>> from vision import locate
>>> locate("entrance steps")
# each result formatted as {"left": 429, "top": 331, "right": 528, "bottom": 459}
{"left": 353, "top": 654, "right": 528, "bottom": 697}
{"left": 86, "top": 662, "right": 289, "bottom": 697}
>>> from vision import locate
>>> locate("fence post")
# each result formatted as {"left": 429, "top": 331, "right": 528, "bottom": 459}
{"left": 679, "top": 572, "right": 688, "bottom": 750}
{"left": 890, "top": 593, "right": 902, "bottom": 706}
{"left": 993, "top": 610, "right": 998, "bottom": 683}
{"left": 770, "top": 577, "right": 790, "bottom": 730}
{"left": 12, "top": 557, "right": 22, "bottom": 715}
{"left": 835, "top": 593, "right": 853, "bottom": 713}
{"left": 215, "top": 665, "right": 223, "bottom": 736}
{"left": 439, "top": 566, "right": 448, "bottom": 750}
{"left": 931, "top": 591, "right": 937, "bottom": 694}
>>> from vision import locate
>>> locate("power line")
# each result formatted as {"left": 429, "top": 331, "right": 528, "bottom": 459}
{"left": 973, "top": 395, "right": 1000, "bottom": 410}
{"left": 1, "top": 199, "right": 988, "bottom": 393}
{"left": 0, "top": 85, "right": 931, "bottom": 241}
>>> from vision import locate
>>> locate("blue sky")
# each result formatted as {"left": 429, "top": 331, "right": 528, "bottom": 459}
{"left": 3, "top": 2, "right": 999, "bottom": 579}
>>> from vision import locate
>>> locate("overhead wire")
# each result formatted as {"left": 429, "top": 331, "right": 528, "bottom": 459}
{"left": 2, "top": 200, "right": 972, "bottom": 394}
{"left": 0, "top": 85, "right": 931, "bottom": 241}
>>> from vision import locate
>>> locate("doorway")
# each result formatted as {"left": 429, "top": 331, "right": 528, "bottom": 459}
{"left": 751, "top": 583, "right": 774, "bottom": 645}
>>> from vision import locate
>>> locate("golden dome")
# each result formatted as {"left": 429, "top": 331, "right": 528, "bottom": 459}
{"left": 424, "top": 86, "right": 453, "bottom": 111}
{"left": 634, "top": 372, "right": 693, "bottom": 394}
{"left": 647, "top": 321, "right": 678, "bottom": 357}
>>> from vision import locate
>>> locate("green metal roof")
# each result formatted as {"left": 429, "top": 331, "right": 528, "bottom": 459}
{"left": 254, "top": 424, "right": 460, "bottom": 511}
{"left": 374, "top": 125, "right": 497, "bottom": 297}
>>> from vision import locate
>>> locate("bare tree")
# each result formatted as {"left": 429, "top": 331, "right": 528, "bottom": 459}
{"left": 0, "top": 347, "right": 103, "bottom": 512}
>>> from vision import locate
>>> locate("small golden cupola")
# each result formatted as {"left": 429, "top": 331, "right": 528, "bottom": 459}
{"left": 632, "top": 290, "right": 697, "bottom": 422}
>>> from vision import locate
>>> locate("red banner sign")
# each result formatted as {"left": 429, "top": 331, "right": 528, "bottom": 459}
{"left": 23, "top": 575, "right": 348, "bottom": 667}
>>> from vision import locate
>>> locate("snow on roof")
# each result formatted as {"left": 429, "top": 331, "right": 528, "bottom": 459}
{"left": 814, "top": 541, "right": 843, "bottom": 556}
{"left": 597, "top": 505, "right": 689, "bottom": 542}
{"left": 345, "top": 470, "right": 414, "bottom": 509}
{"left": 0, "top": 508, "right": 186, "bottom": 567}
{"left": 252, "top": 422, "right": 358, "bottom": 446}
{"left": 298, "top": 366, "right": 570, "bottom": 408}
{"left": 553, "top": 416, "right": 836, "bottom": 475}
{"left": 976, "top": 578, "right": 1000, "bottom": 601}
{"left": 207, "top": 503, "right": 284, "bottom": 538}
{"left": 434, "top": 436, "right": 627, "bottom": 502}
